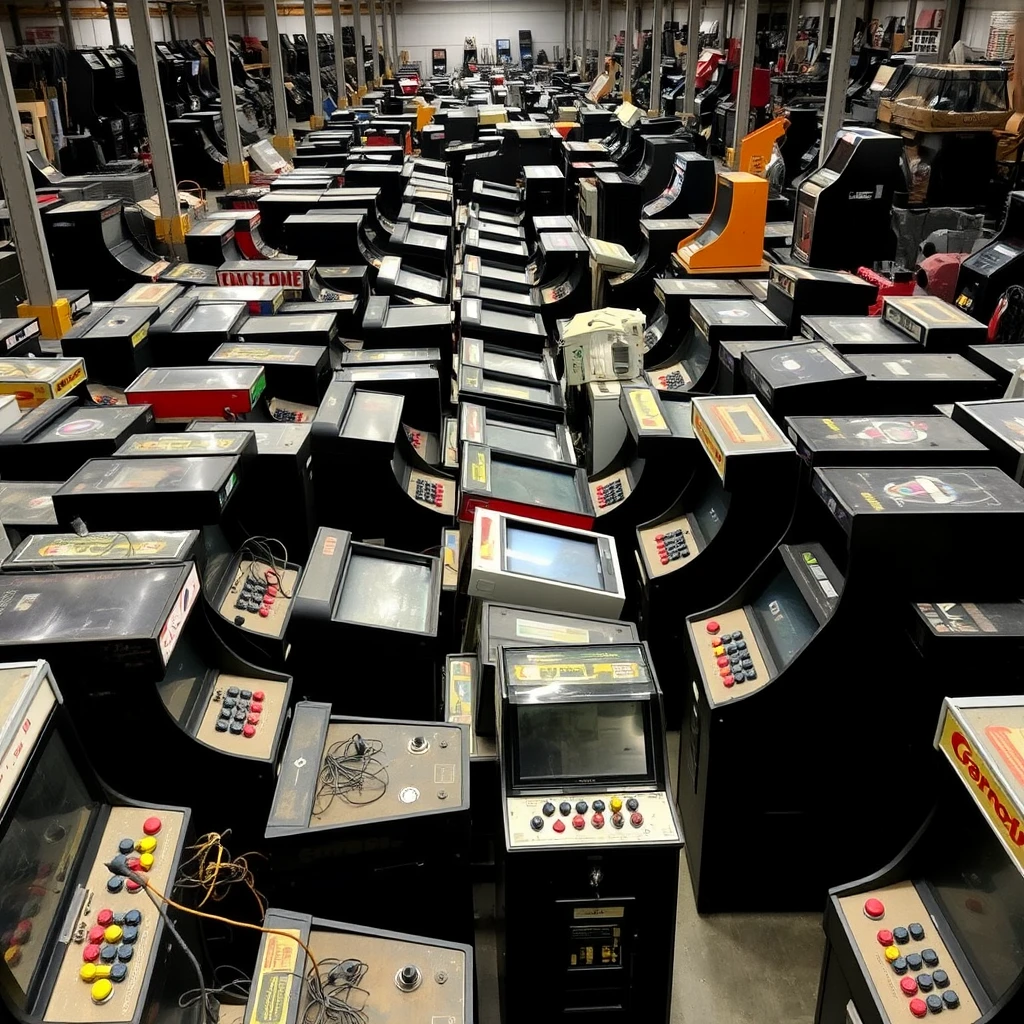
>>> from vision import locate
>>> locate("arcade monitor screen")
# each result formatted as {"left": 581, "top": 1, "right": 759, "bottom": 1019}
{"left": 516, "top": 700, "right": 650, "bottom": 784}
{"left": 504, "top": 521, "right": 605, "bottom": 591}
{"left": 0, "top": 728, "right": 96, "bottom": 1008}
{"left": 491, "top": 458, "right": 584, "bottom": 511}
{"left": 487, "top": 420, "right": 565, "bottom": 461}
{"left": 340, "top": 391, "right": 402, "bottom": 442}
{"left": 335, "top": 552, "right": 434, "bottom": 633}
{"left": 750, "top": 567, "right": 819, "bottom": 668}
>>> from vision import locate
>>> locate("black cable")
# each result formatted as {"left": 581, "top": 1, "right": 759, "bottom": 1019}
{"left": 105, "top": 859, "right": 213, "bottom": 1024}
{"left": 312, "top": 735, "right": 389, "bottom": 816}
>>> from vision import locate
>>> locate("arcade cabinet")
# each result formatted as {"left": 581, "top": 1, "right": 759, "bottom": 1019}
{"left": 265, "top": 701, "right": 471, "bottom": 940}
{"left": 954, "top": 190, "right": 1024, "bottom": 324}
{"left": 815, "top": 695, "right": 1024, "bottom": 1024}
{"left": 459, "top": 402, "right": 576, "bottom": 465}
{"left": 672, "top": 172, "right": 769, "bottom": 276}
{"left": 641, "top": 151, "right": 717, "bottom": 220}
{"left": 678, "top": 464, "right": 1024, "bottom": 912}
{"left": 243, "top": 909, "right": 474, "bottom": 1024}
{"left": 496, "top": 642, "right": 682, "bottom": 1023}
{"left": 0, "top": 660, "right": 193, "bottom": 1023}
{"left": 791, "top": 127, "right": 904, "bottom": 271}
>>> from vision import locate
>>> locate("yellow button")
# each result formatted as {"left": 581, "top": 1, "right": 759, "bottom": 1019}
{"left": 136, "top": 837, "right": 157, "bottom": 854}
{"left": 139, "top": 853, "right": 154, "bottom": 872}
{"left": 80, "top": 965, "right": 111, "bottom": 982}
{"left": 884, "top": 946, "right": 900, "bottom": 963}
{"left": 713, "top": 646, "right": 725, "bottom": 657}
{"left": 104, "top": 925, "right": 122, "bottom": 944}
{"left": 91, "top": 979, "right": 113, "bottom": 1004}
{"left": 609, "top": 797, "right": 623, "bottom": 813}
{"left": 4, "top": 947, "right": 20, "bottom": 966}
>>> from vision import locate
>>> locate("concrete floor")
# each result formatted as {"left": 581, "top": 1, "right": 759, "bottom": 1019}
{"left": 474, "top": 733, "right": 825, "bottom": 1023}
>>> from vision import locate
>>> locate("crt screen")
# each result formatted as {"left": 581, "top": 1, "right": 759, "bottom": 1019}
{"left": 492, "top": 460, "right": 583, "bottom": 511}
{"left": 0, "top": 730, "right": 95, "bottom": 1006}
{"left": 336, "top": 553, "right": 433, "bottom": 632}
{"left": 516, "top": 700, "right": 648, "bottom": 782}
{"left": 750, "top": 568, "right": 818, "bottom": 668}
{"left": 505, "top": 524, "right": 603, "bottom": 590}
{"left": 824, "top": 137, "right": 856, "bottom": 173}
{"left": 487, "top": 421, "right": 564, "bottom": 461}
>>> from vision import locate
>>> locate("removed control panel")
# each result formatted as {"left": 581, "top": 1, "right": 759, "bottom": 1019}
{"left": 195, "top": 673, "right": 287, "bottom": 759}
{"left": 219, "top": 558, "right": 299, "bottom": 640}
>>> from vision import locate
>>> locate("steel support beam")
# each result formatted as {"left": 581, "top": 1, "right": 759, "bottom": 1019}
{"left": 649, "top": 0, "right": 664, "bottom": 111}
{"left": 819, "top": 0, "right": 856, "bottom": 164}
{"left": 332, "top": 0, "right": 347, "bottom": 105}
{"left": 368, "top": 0, "right": 380, "bottom": 84}
{"left": 264, "top": 0, "right": 293, "bottom": 150}
{"left": 683, "top": 0, "right": 698, "bottom": 112}
{"left": 304, "top": 0, "right": 325, "bottom": 124}
{"left": 208, "top": 0, "right": 248, "bottom": 181}
{"left": 352, "top": 0, "right": 366, "bottom": 92}
{"left": 732, "top": 0, "right": 758, "bottom": 156}
{"left": 623, "top": 0, "right": 633, "bottom": 100}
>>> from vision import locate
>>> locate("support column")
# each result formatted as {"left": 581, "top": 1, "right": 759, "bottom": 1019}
{"left": 936, "top": 0, "right": 961, "bottom": 61}
{"left": 352, "top": 0, "right": 366, "bottom": 94}
{"left": 904, "top": 0, "right": 917, "bottom": 50}
{"left": 649, "top": 0, "right": 664, "bottom": 111}
{"left": 127, "top": 0, "right": 187, "bottom": 245}
{"left": 304, "top": 0, "right": 325, "bottom": 126}
{"left": 332, "top": 0, "right": 347, "bottom": 107}
{"left": 59, "top": 0, "right": 73, "bottom": 46}
{"left": 732, "top": 0, "right": 758, "bottom": 159}
{"left": 819, "top": 0, "right": 855, "bottom": 164}
{"left": 568, "top": 0, "right": 575, "bottom": 69}
{"left": 0, "top": 22, "right": 69, "bottom": 335}
{"left": 380, "top": 0, "right": 392, "bottom": 76}
{"left": 683, "top": 0, "right": 698, "bottom": 112}
{"left": 581, "top": 0, "right": 590, "bottom": 79}
{"left": 599, "top": 0, "right": 609, "bottom": 70}
{"left": 390, "top": 0, "right": 399, "bottom": 69}
{"left": 623, "top": 0, "right": 633, "bottom": 100}
{"left": 564, "top": 0, "right": 570, "bottom": 64}
{"left": 196, "top": 2, "right": 205, "bottom": 38}
{"left": 369, "top": 0, "right": 381, "bottom": 85}
{"left": 264, "top": 0, "right": 293, "bottom": 154}
{"left": 208, "top": 0, "right": 249, "bottom": 183}
{"left": 104, "top": 0, "right": 119, "bottom": 45}
{"left": 786, "top": 0, "right": 800, "bottom": 55}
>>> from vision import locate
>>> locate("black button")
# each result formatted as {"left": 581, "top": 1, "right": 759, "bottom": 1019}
{"left": 559, "top": 802, "right": 572, "bottom": 816}
{"left": 932, "top": 970, "right": 949, "bottom": 988}
{"left": 124, "top": 911, "right": 142, "bottom": 927}
{"left": 732, "top": 632, "right": 744, "bottom": 641}
{"left": 575, "top": 800, "right": 588, "bottom": 814}
{"left": 720, "top": 633, "right": 733, "bottom": 643}
{"left": 921, "top": 948, "right": 938, "bottom": 967}
{"left": 892, "top": 957, "right": 908, "bottom": 975}
{"left": 941, "top": 992, "right": 959, "bottom": 1010}
{"left": 241, "top": 690, "right": 253, "bottom": 699}
{"left": 234, "top": 709, "right": 247, "bottom": 720}
{"left": 893, "top": 927, "right": 909, "bottom": 944}
{"left": 118, "top": 838, "right": 134, "bottom": 855}
{"left": 100, "top": 945, "right": 117, "bottom": 962}
{"left": 917, "top": 974, "right": 933, "bottom": 991}
{"left": 730, "top": 656, "right": 741, "bottom": 665}
{"left": 906, "top": 954, "right": 923, "bottom": 972}
{"left": 215, "top": 720, "right": 228, "bottom": 732}
{"left": 223, "top": 698, "right": 236, "bottom": 709}
{"left": 110, "top": 963, "right": 128, "bottom": 982}
{"left": 741, "top": 658, "right": 754, "bottom": 669}
{"left": 121, "top": 926, "right": 138, "bottom": 944}
{"left": 726, "top": 644, "right": 738, "bottom": 655}
{"left": 530, "top": 816, "right": 544, "bottom": 832}
{"left": 909, "top": 922, "right": 925, "bottom": 942}
{"left": 542, "top": 802, "right": 555, "bottom": 816}
{"left": 626, "top": 798, "right": 639, "bottom": 811}
{"left": 117, "top": 944, "right": 133, "bottom": 962}
{"left": 227, "top": 687, "right": 240, "bottom": 697}
{"left": 230, "top": 722, "right": 244, "bottom": 734}
{"left": 219, "top": 707, "right": 232, "bottom": 719}
{"left": 592, "top": 799, "right": 606, "bottom": 813}
{"left": 744, "top": 670, "right": 758, "bottom": 681}
{"left": 926, "top": 994, "right": 943, "bottom": 1014}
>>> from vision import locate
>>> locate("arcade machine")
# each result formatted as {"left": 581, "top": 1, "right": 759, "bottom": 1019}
{"left": 815, "top": 695, "right": 1024, "bottom": 1024}
{"left": 459, "top": 402, "right": 576, "bottom": 465}
{"left": 678, "top": 463, "right": 1024, "bottom": 912}
{"left": 764, "top": 264, "right": 877, "bottom": 334}
{"left": 641, "top": 152, "right": 717, "bottom": 221}
{"left": 288, "top": 527, "right": 442, "bottom": 720}
{"left": 496, "top": 642, "right": 683, "bottom": 1023}
{"left": 672, "top": 172, "right": 770, "bottom": 276}
{"left": 636, "top": 394, "right": 798, "bottom": 722}
{"left": 467, "top": 507, "right": 627, "bottom": 618}
{"left": 791, "top": 127, "right": 904, "bottom": 271}
{"left": 456, "top": 361, "right": 566, "bottom": 426}
{"left": 605, "top": 218, "right": 705, "bottom": 314}
{"left": 310, "top": 383, "right": 454, "bottom": 549}
{"left": 847, "top": 352, "right": 1003, "bottom": 411}
{"left": 242, "top": 909, "right": 474, "bottom": 1024}
{"left": 0, "top": 660, "right": 195, "bottom": 1024}
{"left": 264, "top": 701, "right": 471, "bottom": 940}
{"left": 124, "top": 366, "right": 267, "bottom": 424}
{"left": 954, "top": 191, "right": 1024, "bottom": 324}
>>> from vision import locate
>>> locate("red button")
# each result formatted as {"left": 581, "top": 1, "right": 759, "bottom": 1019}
{"left": 266, "top": 587, "right": 277, "bottom": 597}
{"left": 89, "top": 926, "right": 105, "bottom": 944}
{"left": 877, "top": 929, "right": 893, "bottom": 946}
{"left": 552, "top": 819, "right": 565, "bottom": 833}
{"left": 258, "top": 607, "right": 270, "bottom": 617}
{"left": 719, "top": 667, "right": 732, "bottom": 678}
{"left": 253, "top": 691, "right": 265, "bottom": 702}
{"left": 142, "top": 817, "right": 161, "bottom": 836}
{"left": 126, "top": 857, "right": 140, "bottom": 871}
{"left": 125, "top": 880, "right": 141, "bottom": 893}
{"left": 83, "top": 944, "right": 100, "bottom": 963}
{"left": 435, "top": 496, "right": 443, "bottom": 507}
{"left": 655, "top": 534, "right": 664, "bottom": 542}
{"left": 251, "top": 702, "right": 263, "bottom": 713}
{"left": 596, "top": 486, "right": 604, "bottom": 494}
{"left": 722, "top": 675, "right": 735, "bottom": 687}
{"left": 909, "top": 998, "right": 927, "bottom": 1018}
{"left": 263, "top": 595, "right": 275, "bottom": 605}
{"left": 706, "top": 621, "right": 721, "bottom": 634}
{"left": 243, "top": 725, "right": 256, "bottom": 738}
{"left": 436, "top": 485, "right": 444, "bottom": 495}
{"left": 591, "top": 813, "right": 605, "bottom": 829}
{"left": 660, "top": 555, "right": 669, "bottom": 565}
{"left": 900, "top": 978, "right": 918, "bottom": 996}
{"left": 863, "top": 898, "right": 885, "bottom": 920}
{"left": 97, "top": 910, "right": 113, "bottom": 927}
{"left": 630, "top": 812, "right": 643, "bottom": 828}
{"left": 572, "top": 814, "right": 585, "bottom": 830}
{"left": 717, "top": 656, "right": 730, "bottom": 668}
{"left": 248, "top": 713, "right": 260, "bottom": 724}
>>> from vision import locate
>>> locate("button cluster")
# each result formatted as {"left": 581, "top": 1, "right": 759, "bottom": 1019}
{"left": 81, "top": 908, "right": 143, "bottom": 1004}
{"left": 654, "top": 529, "right": 689, "bottom": 564}
{"left": 106, "top": 820, "right": 160, "bottom": 895}
{"left": 272, "top": 408, "right": 308, "bottom": 423}
{"left": 595, "top": 480, "right": 625, "bottom": 509}
{"left": 414, "top": 478, "right": 445, "bottom": 507}
{"left": 528, "top": 796, "right": 642, "bottom": 834}
{"left": 233, "top": 570, "right": 279, "bottom": 619}
{"left": 656, "top": 370, "right": 688, "bottom": 391}
{"left": 215, "top": 686, "right": 264, "bottom": 739}
{"left": 1, "top": 859, "right": 51, "bottom": 967}
{"left": 407, "top": 429, "right": 423, "bottom": 449}
{"left": 707, "top": 628, "right": 755, "bottom": 689}
{"left": 863, "top": 898, "right": 961, "bottom": 1016}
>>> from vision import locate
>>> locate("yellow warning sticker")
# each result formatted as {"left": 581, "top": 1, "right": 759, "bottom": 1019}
{"left": 248, "top": 929, "right": 301, "bottom": 1024}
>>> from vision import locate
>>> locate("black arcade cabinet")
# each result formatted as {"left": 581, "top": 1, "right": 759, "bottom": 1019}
{"left": 791, "top": 127, "right": 904, "bottom": 271}
{"left": 955, "top": 191, "right": 1024, "bottom": 324}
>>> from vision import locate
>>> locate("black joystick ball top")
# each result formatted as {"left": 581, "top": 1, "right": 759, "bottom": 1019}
{"left": 411, "top": 735, "right": 427, "bottom": 751}
{"left": 559, "top": 801, "right": 572, "bottom": 816}
{"left": 530, "top": 816, "right": 544, "bottom": 831}
{"left": 399, "top": 965, "right": 420, "bottom": 989}
{"left": 575, "top": 800, "right": 588, "bottom": 814}
{"left": 592, "top": 799, "right": 606, "bottom": 813}
{"left": 542, "top": 802, "right": 555, "bottom": 816}
{"left": 626, "top": 798, "right": 639, "bottom": 812}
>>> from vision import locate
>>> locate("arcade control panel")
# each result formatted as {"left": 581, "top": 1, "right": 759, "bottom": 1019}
{"left": 218, "top": 558, "right": 299, "bottom": 640}
{"left": 43, "top": 809, "right": 186, "bottom": 1023}
{"left": 589, "top": 469, "right": 634, "bottom": 513}
{"left": 836, "top": 882, "right": 979, "bottom": 1021}
{"left": 507, "top": 792, "right": 680, "bottom": 848}
{"left": 638, "top": 516, "right": 700, "bottom": 576}
{"left": 195, "top": 674, "right": 287, "bottom": 760}
{"left": 690, "top": 613, "right": 772, "bottom": 704}
{"left": 650, "top": 362, "right": 694, "bottom": 393}
{"left": 406, "top": 467, "right": 457, "bottom": 516}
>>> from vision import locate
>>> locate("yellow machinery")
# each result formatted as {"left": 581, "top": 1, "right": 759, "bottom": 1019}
{"left": 734, "top": 116, "right": 790, "bottom": 174}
